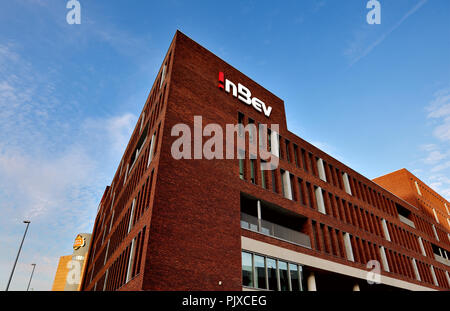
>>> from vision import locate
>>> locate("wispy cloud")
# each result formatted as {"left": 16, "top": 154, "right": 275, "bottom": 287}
{"left": 0, "top": 38, "right": 137, "bottom": 290}
{"left": 347, "top": 0, "right": 428, "bottom": 67}
{"left": 416, "top": 86, "right": 450, "bottom": 201}
{"left": 427, "top": 87, "right": 450, "bottom": 142}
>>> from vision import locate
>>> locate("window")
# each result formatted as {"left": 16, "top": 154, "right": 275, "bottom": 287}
{"left": 297, "top": 178, "right": 305, "bottom": 206}
{"left": 258, "top": 123, "right": 264, "bottom": 149}
{"left": 271, "top": 168, "right": 277, "bottom": 193}
{"left": 130, "top": 124, "right": 149, "bottom": 172}
{"left": 414, "top": 181, "right": 422, "bottom": 196}
{"left": 103, "top": 269, "right": 109, "bottom": 291}
{"left": 431, "top": 243, "right": 449, "bottom": 265}
{"left": 381, "top": 219, "right": 391, "bottom": 241}
{"left": 278, "top": 261, "right": 289, "bottom": 291}
{"left": 238, "top": 112, "right": 244, "bottom": 137}
{"left": 314, "top": 186, "right": 326, "bottom": 214}
{"left": 317, "top": 158, "right": 327, "bottom": 182}
{"left": 379, "top": 246, "right": 390, "bottom": 272}
{"left": 248, "top": 118, "right": 255, "bottom": 143}
{"left": 104, "top": 240, "right": 110, "bottom": 265}
{"left": 260, "top": 161, "right": 267, "bottom": 189}
{"left": 430, "top": 266, "right": 438, "bottom": 286}
{"left": 342, "top": 173, "right": 352, "bottom": 195}
{"left": 159, "top": 64, "right": 166, "bottom": 89}
{"left": 432, "top": 208, "right": 439, "bottom": 224}
{"left": 238, "top": 149, "right": 245, "bottom": 180}
{"left": 396, "top": 204, "right": 415, "bottom": 228}
{"left": 128, "top": 199, "right": 136, "bottom": 233}
{"left": 123, "top": 163, "right": 129, "bottom": 185}
{"left": 242, "top": 252, "right": 253, "bottom": 287}
{"left": 306, "top": 182, "right": 313, "bottom": 209}
{"left": 126, "top": 239, "right": 136, "bottom": 283}
{"left": 241, "top": 251, "right": 304, "bottom": 291}
{"left": 411, "top": 259, "right": 421, "bottom": 281}
{"left": 432, "top": 224, "right": 439, "bottom": 241}
{"left": 301, "top": 148, "right": 307, "bottom": 171}
{"left": 267, "top": 258, "right": 277, "bottom": 290}
{"left": 254, "top": 255, "right": 266, "bottom": 289}
{"left": 285, "top": 140, "right": 291, "bottom": 163}
{"left": 308, "top": 153, "right": 315, "bottom": 176}
{"left": 270, "top": 129, "right": 279, "bottom": 157}
{"left": 139, "top": 113, "right": 145, "bottom": 133}
{"left": 343, "top": 232, "right": 355, "bottom": 262}
{"left": 293, "top": 144, "right": 299, "bottom": 167}
{"left": 281, "top": 169, "right": 293, "bottom": 200}
{"left": 250, "top": 159, "right": 256, "bottom": 184}
{"left": 109, "top": 211, "right": 115, "bottom": 233}
{"left": 290, "top": 264, "right": 302, "bottom": 291}
{"left": 418, "top": 237, "right": 427, "bottom": 256}
{"left": 147, "top": 133, "right": 156, "bottom": 167}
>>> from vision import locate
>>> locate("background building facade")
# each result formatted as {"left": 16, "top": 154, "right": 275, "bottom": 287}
{"left": 374, "top": 169, "right": 450, "bottom": 268}
{"left": 81, "top": 31, "right": 450, "bottom": 291}
{"left": 52, "top": 233, "right": 91, "bottom": 291}
{"left": 51, "top": 255, "right": 72, "bottom": 291}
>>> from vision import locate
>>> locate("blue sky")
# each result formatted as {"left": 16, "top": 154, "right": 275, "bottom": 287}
{"left": 0, "top": 0, "right": 449, "bottom": 291}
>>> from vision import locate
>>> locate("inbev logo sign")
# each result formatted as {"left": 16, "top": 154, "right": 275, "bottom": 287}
{"left": 218, "top": 72, "right": 273, "bottom": 118}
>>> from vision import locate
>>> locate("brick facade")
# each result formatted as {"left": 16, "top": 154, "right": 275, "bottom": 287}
{"left": 80, "top": 31, "right": 450, "bottom": 291}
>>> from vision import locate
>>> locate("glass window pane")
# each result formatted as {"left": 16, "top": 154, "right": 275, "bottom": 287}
{"left": 278, "top": 261, "right": 289, "bottom": 291}
{"left": 261, "top": 168, "right": 266, "bottom": 189}
{"left": 242, "top": 252, "right": 253, "bottom": 287}
{"left": 250, "top": 159, "right": 256, "bottom": 184}
{"left": 254, "top": 255, "right": 266, "bottom": 289}
{"left": 289, "top": 264, "right": 300, "bottom": 291}
{"left": 267, "top": 258, "right": 277, "bottom": 290}
{"left": 239, "top": 159, "right": 244, "bottom": 180}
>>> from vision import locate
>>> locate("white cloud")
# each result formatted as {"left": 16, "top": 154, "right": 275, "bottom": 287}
{"left": 419, "top": 144, "right": 448, "bottom": 165}
{"left": 427, "top": 87, "right": 450, "bottom": 141}
{"left": 430, "top": 161, "right": 450, "bottom": 173}
{"left": 82, "top": 113, "right": 137, "bottom": 155}
{"left": 0, "top": 41, "right": 138, "bottom": 290}
{"left": 416, "top": 86, "right": 450, "bottom": 201}
{"left": 433, "top": 118, "right": 450, "bottom": 141}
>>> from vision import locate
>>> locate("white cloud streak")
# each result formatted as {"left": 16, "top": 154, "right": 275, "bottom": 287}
{"left": 348, "top": 0, "right": 428, "bottom": 67}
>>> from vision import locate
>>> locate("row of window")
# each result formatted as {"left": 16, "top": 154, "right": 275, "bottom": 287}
{"left": 240, "top": 189, "right": 450, "bottom": 288}
{"left": 237, "top": 112, "right": 403, "bottom": 218}
{"left": 93, "top": 226, "right": 147, "bottom": 291}
{"left": 239, "top": 156, "right": 450, "bottom": 263}
{"left": 414, "top": 178, "right": 450, "bottom": 213}
{"left": 310, "top": 220, "right": 449, "bottom": 288}
{"left": 87, "top": 168, "right": 156, "bottom": 285}
{"left": 237, "top": 111, "right": 450, "bottom": 253}
{"left": 242, "top": 251, "right": 304, "bottom": 291}
{"left": 91, "top": 117, "right": 160, "bottom": 258}
{"left": 239, "top": 113, "right": 403, "bottom": 220}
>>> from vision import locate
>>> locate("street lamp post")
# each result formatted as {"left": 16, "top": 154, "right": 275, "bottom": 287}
{"left": 5, "top": 220, "right": 31, "bottom": 291}
{"left": 26, "top": 264, "right": 36, "bottom": 291}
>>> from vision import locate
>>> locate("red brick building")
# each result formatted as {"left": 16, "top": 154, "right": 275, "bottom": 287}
{"left": 374, "top": 169, "right": 450, "bottom": 264}
{"left": 80, "top": 31, "right": 450, "bottom": 291}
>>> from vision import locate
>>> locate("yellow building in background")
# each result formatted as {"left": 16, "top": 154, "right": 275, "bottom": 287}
{"left": 51, "top": 233, "right": 91, "bottom": 291}
{"left": 51, "top": 255, "right": 72, "bottom": 291}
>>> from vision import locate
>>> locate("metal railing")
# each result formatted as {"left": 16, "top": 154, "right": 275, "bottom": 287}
{"left": 399, "top": 214, "right": 415, "bottom": 228}
{"left": 241, "top": 213, "right": 311, "bottom": 248}
{"left": 434, "top": 254, "right": 450, "bottom": 266}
